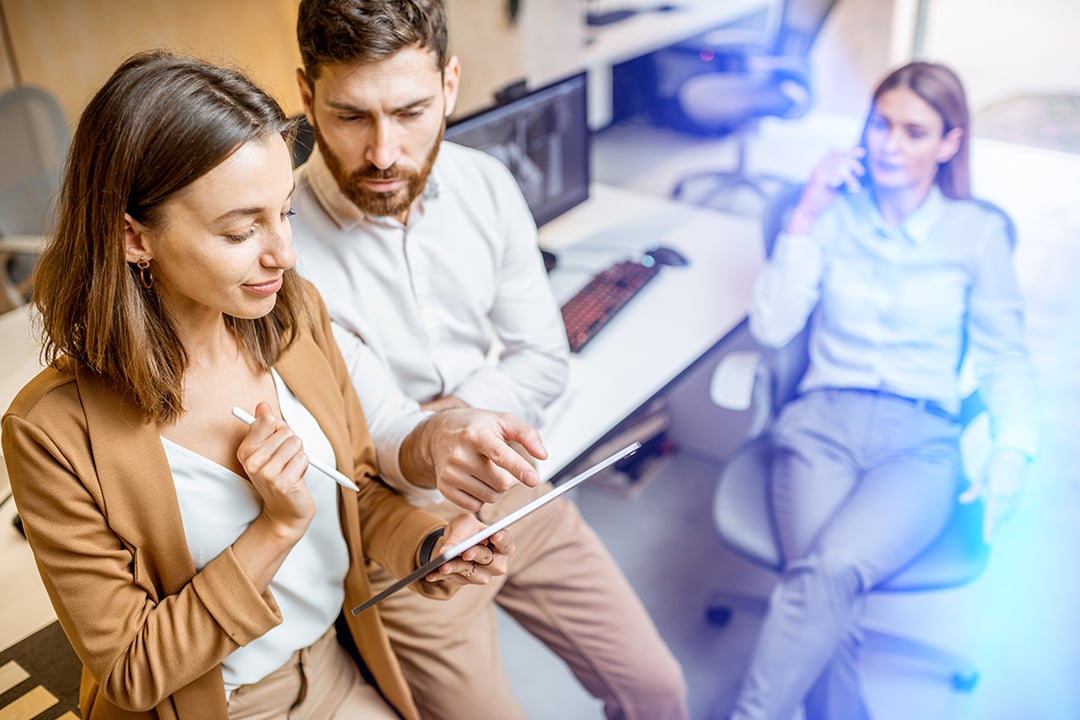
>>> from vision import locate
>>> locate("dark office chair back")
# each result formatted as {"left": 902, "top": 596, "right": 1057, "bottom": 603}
{"left": 758, "top": 181, "right": 811, "bottom": 412}
{"left": 291, "top": 115, "right": 316, "bottom": 168}
{"left": 668, "top": 0, "right": 841, "bottom": 205}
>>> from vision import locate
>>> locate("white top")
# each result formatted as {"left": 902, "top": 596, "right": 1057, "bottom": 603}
{"left": 291, "top": 143, "right": 570, "bottom": 493}
{"left": 162, "top": 371, "right": 349, "bottom": 692}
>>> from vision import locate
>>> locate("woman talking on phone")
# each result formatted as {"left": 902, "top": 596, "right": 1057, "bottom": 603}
{"left": 1, "top": 50, "right": 513, "bottom": 720}
{"left": 723, "top": 61, "right": 1038, "bottom": 719}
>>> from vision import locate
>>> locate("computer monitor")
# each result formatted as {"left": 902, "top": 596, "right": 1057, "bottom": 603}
{"left": 446, "top": 72, "right": 589, "bottom": 227}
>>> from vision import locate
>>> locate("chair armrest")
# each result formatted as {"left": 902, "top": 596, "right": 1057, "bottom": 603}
{"left": 708, "top": 350, "right": 775, "bottom": 439}
{"left": 709, "top": 350, "right": 761, "bottom": 412}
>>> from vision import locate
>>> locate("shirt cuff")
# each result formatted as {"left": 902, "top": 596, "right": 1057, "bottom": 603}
{"left": 191, "top": 546, "right": 282, "bottom": 646}
{"left": 372, "top": 409, "right": 445, "bottom": 507}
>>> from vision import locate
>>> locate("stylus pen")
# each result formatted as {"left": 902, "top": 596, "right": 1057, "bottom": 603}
{"left": 230, "top": 406, "right": 359, "bottom": 492}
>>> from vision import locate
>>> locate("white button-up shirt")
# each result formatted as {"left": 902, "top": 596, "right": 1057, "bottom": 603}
{"left": 750, "top": 187, "right": 1038, "bottom": 458}
{"left": 291, "top": 143, "right": 570, "bottom": 500}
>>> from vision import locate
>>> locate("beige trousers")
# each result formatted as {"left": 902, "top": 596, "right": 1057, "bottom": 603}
{"left": 368, "top": 483, "right": 688, "bottom": 720}
{"left": 227, "top": 626, "right": 398, "bottom": 720}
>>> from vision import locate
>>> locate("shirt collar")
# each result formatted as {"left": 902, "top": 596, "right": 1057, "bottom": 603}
{"left": 859, "top": 185, "right": 945, "bottom": 245}
{"left": 304, "top": 145, "right": 442, "bottom": 230}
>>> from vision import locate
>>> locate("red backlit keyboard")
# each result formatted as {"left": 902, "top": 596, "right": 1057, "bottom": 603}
{"left": 561, "top": 260, "right": 660, "bottom": 353}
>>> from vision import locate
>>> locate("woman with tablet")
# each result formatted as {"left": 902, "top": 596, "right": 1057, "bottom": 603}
{"left": 1, "top": 50, "right": 513, "bottom": 720}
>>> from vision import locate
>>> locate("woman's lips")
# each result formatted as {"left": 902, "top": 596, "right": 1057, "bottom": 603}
{"left": 244, "top": 277, "right": 283, "bottom": 295}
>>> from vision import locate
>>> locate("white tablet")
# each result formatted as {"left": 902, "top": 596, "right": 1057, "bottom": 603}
{"left": 351, "top": 441, "right": 641, "bottom": 615}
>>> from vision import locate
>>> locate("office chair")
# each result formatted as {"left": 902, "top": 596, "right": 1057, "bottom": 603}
{"left": 667, "top": 0, "right": 839, "bottom": 208}
{"left": 291, "top": 114, "right": 317, "bottom": 168}
{"left": 0, "top": 85, "right": 70, "bottom": 314}
{"left": 705, "top": 183, "right": 1018, "bottom": 692}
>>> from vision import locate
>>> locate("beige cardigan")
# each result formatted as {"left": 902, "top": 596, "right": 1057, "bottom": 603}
{"left": 2, "top": 287, "right": 450, "bottom": 720}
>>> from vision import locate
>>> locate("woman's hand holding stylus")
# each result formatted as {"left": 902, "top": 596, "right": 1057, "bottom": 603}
{"left": 235, "top": 401, "right": 316, "bottom": 542}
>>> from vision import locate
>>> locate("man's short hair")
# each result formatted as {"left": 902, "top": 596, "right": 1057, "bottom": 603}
{"left": 297, "top": 0, "right": 448, "bottom": 82}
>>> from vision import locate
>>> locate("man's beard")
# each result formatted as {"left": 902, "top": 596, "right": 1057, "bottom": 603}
{"left": 314, "top": 119, "right": 445, "bottom": 219}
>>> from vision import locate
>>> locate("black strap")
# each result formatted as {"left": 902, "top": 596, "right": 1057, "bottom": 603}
{"left": 418, "top": 526, "right": 446, "bottom": 566}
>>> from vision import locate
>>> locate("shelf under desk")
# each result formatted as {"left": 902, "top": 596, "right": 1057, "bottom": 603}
{"left": 537, "top": 183, "right": 764, "bottom": 480}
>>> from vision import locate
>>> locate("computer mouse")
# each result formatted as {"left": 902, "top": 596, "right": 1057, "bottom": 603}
{"left": 644, "top": 245, "right": 688, "bottom": 267}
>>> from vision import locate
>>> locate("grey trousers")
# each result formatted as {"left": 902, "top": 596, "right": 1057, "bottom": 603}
{"left": 731, "top": 388, "right": 962, "bottom": 720}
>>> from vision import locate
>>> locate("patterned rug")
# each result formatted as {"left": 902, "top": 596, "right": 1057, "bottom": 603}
{"left": 0, "top": 622, "right": 80, "bottom": 719}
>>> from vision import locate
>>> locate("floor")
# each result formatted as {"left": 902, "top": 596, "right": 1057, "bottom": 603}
{"left": 496, "top": 111, "right": 1080, "bottom": 719}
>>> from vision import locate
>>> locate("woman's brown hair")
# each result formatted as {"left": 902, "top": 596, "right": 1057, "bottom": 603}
{"left": 33, "top": 50, "right": 309, "bottom": 424}
{"left": 860, "top": 61, "right": 972, "bottom": 200}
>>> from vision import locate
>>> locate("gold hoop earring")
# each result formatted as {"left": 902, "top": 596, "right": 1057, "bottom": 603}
{"left": 136, "top": 258, "right": 153, "bottom": 289}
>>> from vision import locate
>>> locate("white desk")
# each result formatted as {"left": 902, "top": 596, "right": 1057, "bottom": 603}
{"left": 536, "top": 183, "right": 763, "bottom": 479}
{"left": 583, "top": 0, "right": 769, "bottom": 129}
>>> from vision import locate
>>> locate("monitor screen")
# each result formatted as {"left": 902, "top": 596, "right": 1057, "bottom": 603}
{"left": 446, "top": 72, "right": 589, "bottom": 227}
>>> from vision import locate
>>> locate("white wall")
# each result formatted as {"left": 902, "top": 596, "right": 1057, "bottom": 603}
{"left": 807, "top": 0, "right": 1080, "bottom": 120}
{"left": 810, "top": 0, "right": 897, "bottom": 117}
{"left": 918, "top": 0, "right": 1080, "bottom": 111}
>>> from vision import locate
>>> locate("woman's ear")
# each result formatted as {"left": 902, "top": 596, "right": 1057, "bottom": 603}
{"left": 937, "top": 126, "right": 964, "bottom": 164}
{"left": 123, "top": 213, "right": 151, "bottom": 264}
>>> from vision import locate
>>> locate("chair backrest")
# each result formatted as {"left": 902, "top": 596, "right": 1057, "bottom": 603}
{"left": 291, "top": 114, "right": 316, "bottom": 168}
{"left": 671, "top": 0, "right": 841, "bottom": 134}
{"left": 0, "top": 85, "right": 70, "bottom": 238}
{"left": 758, "top": 181, "right": 812, "bottom": 414}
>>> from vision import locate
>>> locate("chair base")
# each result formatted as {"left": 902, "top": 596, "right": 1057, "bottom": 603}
{"left": 673, "top": 169, "right": 767, "bottom": 201}
{"left": 669, "top": 122, "right": 792, "bottom": 213}
{"left": 672, "top": 167, "right": 792, "bottom": 215}
{"left": 704, "top": 591, "right": 979, "bottom": 692}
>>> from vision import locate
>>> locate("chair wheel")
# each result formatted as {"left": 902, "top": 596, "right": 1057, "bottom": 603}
{"left": 951, "top": 671, "right": 978, "bottom": 692}
{"left": 705, "top": 605, "right": 733, "bottom": 626}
